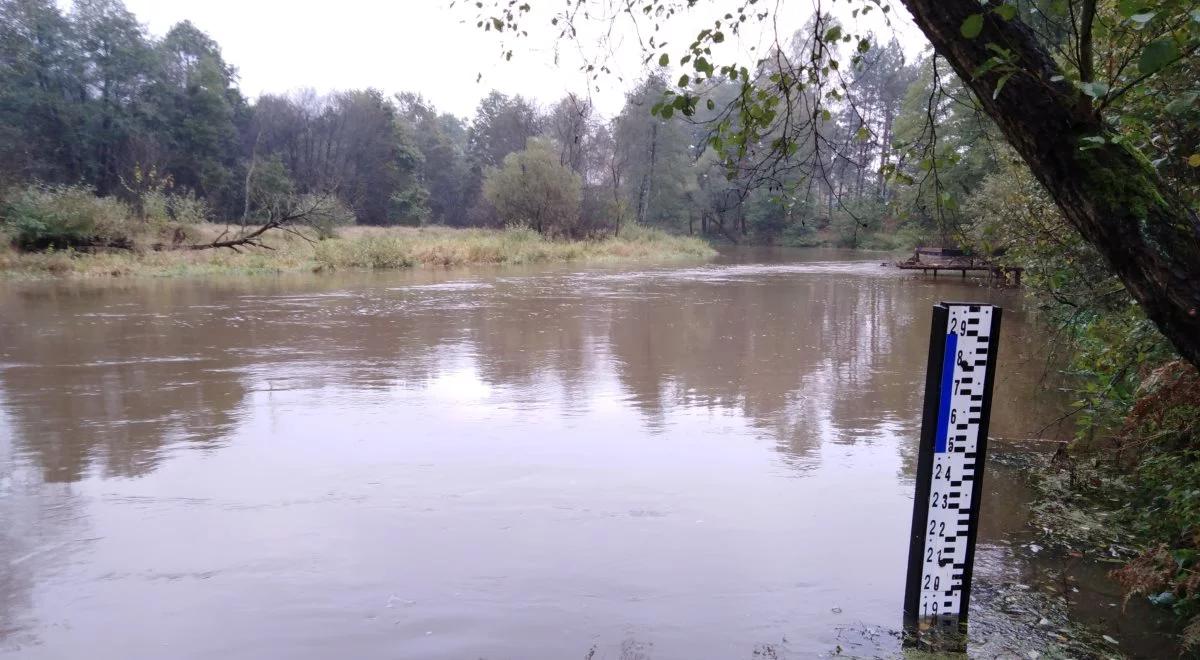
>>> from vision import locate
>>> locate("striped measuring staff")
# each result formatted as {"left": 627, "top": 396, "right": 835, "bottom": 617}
{"left": 903, "top": 302, "right": 1002, "bottom": 648}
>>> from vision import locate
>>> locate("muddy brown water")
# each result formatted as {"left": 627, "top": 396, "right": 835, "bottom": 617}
{"left": 0, "top": 248, "right": 1177, "bottom": 658}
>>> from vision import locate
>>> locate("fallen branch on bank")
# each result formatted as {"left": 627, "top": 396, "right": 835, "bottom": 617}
{"left": 153, "top": 192, "right": 336, "bottom": 252}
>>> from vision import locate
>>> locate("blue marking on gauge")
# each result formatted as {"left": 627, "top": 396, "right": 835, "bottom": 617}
{"left": 934, "top": 332, "right": 958, "bottom": 453}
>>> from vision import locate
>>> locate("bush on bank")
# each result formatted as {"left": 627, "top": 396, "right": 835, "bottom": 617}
{"left": 0, "top": 184, "right": 211, "bottom": 251}
{"left": 2, "top": 184, "right": 139, "bottom": 249}
{"left": 1107, "top": 360, "right": 1200, "bottom": 648}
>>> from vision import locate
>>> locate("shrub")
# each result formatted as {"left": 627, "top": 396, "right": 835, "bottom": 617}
{"left": 143, "top": 190, "right": 211, "bottom": 225}
{"left": 1, "top": 184, "right": 135, "bottom": 249}
{"left": 295, "top": 194, "right": 355, "bottom": 240}
{"left": 483, "top": 138, "right": 582, "bottom": 237}
{"left": 388, "top": 186, "right": 430, "bottom": 226}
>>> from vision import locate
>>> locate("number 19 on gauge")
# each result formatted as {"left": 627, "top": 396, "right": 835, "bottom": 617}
{"left": 903, "top": 303, "right": 1002, "bottom": 649}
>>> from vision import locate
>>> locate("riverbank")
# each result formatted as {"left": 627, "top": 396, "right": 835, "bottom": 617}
{"left": 0, "top": 224, "right": 716, "bottom": 279}
{"left": 1012, "top": 447, "right": 1199, "bottom": 656}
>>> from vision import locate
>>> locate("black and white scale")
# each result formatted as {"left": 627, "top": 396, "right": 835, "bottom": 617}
{"left": 903, "top": 302, "right": 1003, "bottom": 650}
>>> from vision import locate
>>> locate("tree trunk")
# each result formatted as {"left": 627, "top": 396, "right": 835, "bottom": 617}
{"left": 637, "top": 123, "right": 658, "bottom": 225}
{"left": 243, "top": 130, "right": 261, "bottom": 228}
{"left": 1078, "top": 0, "right": 1096, "bottom": 84}
{"left": 714, "top": 212, "right": 738, "bottom": 244}
{"left": 900, "top": 0, "right": 1200, "bottom": 369}
{"left": 609, "top": 154, "right": 623, "bottom": 237}
{"left": 880, "top": 115, "right": 894, "bottom": 201}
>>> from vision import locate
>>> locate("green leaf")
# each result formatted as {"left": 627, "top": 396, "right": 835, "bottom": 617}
{"left": 712, "top": 31, "right": 725, "bottom": 43}
{"left": 1138, "top": 38, "right": 1178, "bottom": 75}
{"left": 961, "top": 14, "right": 984, "bottom": 39}
{"left": 1117, "top": 0, "right": 1140, "bottom": 17}
{"left": 939, "top": 191, "right": 958, "bottom": 211}
{"left": 1077, "top": 80, "right": 1109, "bottom": 99}
{"left": 706, "top": 98, "right": 716, "bottom": 111}
{"left": 855, "top": 127, "right": 870, "bottom": 141}
{"left": 1129, "top": 11, "right": 1157, "bottom": 25}
{"left": 993, "top": 71, "right": 1013, "bottom": 99}
{"left": 678, "top": 74, "right": 690, "bottom": 87}
{"left": 1165, "top": 92, "right": 1198, "bottom": 115}
{"left": 658, "top": 53, "right": 669, "bottom": 67}
{"left": 993, "top": 4, "right": 1017, "bottom": 21}
{"left": 973, "top": 56, "right": 1003, "bottom": 79}
{"left": 824, "top": 26, "right": 842, "bottom": 42}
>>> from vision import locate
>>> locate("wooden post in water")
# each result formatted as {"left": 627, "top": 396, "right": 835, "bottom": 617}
{"left": 902, "top": 302, "right": 1002, "bottom": 651}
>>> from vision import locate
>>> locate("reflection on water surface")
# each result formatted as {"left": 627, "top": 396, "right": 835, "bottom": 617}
{"left": 0, "top": 249, "right": 1164, "bottom": 658}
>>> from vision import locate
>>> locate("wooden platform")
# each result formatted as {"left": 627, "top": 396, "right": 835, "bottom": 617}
{"left": 894, "top": 248, "right": 1023, "bottom": 285}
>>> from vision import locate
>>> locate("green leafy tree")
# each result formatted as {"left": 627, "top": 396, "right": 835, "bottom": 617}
{"left": 615, "top": 75, "right": 696, "bottom": 231}
{"left": 546, "top": 93, "right": 594, "bottom": 177}
{"left": 249, "top": 89, "right": 428, "bottom": 226}
{"left": 483, "top": 138, "right": 581, "bottom": 236}
{"left": 245, "top": 155, "right": 295, "bottom": 220}
{"left": 467, "top": 91, "right": 543, "bottom": 169}
{"left": 150, "top": 21, "right": 243, "bottom": 208}
{"left": 889, "top": 55, "right": 1002, "bottom": 245}
{"left": 462, "top": 92, "right": 544, "bottom": 225}
{"left": 0, "top": 0, "right": 86, "bottom": 186}
{"left": 397, "top": 93, "right": 470, "bottom": 225}
{"left": 329, "top": 89, "right": 427, "bottom": 225}
{"left": 71, "top": 0, "right": 156, "bottom": 195}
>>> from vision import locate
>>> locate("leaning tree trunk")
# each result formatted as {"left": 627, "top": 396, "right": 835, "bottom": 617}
{"left": 900, "top": 0, "right": 1200, "bottom": 369}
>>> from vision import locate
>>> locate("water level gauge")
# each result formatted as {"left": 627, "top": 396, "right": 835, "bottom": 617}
{"left": 903, "top": 302, "right": 1002, "bottom": 649}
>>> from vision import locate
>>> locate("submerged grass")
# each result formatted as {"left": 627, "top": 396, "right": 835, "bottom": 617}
{"left": 0, "top": 224, "right": 716, "bottom": 279}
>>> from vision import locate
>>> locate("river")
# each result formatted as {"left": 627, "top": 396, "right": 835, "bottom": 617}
{"left": 0, "top": 248, "right": 1176, "bottom": 658}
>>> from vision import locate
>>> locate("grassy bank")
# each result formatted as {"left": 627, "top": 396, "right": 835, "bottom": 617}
{"left": 0, "top": 224, "right": 716, "bottom": 279}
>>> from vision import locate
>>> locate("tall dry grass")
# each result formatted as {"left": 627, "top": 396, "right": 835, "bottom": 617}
{"left": 312, "top": 225, "right": 714, "bottom": 269}
{"left": 0, "top": 223, "right": 715, "bottom": 279}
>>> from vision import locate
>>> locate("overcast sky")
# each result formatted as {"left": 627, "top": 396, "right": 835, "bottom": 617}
{"left": 117, "top": 0, "right": 928, "bottom": 119}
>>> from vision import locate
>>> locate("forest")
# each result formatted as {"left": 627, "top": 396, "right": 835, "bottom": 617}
{"left": 3, "top": 0, "right": 994, "bottom": 250}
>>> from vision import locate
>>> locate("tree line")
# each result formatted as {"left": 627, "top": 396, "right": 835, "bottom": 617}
{"left": 2, "top": 0, "right": 955, "bottom": 245}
